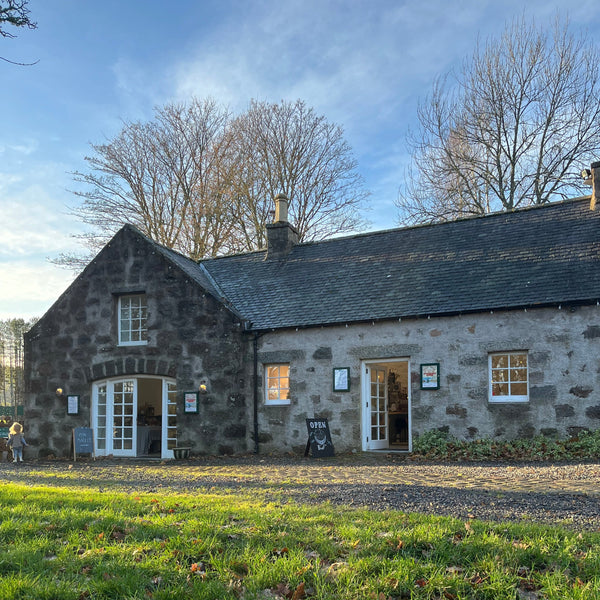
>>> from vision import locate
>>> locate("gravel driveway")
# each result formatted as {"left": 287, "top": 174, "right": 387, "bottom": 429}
{"left": 1, "top": 453, "right": 599, "bottom": 529}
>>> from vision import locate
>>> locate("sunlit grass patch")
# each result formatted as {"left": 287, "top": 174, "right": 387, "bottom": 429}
{"left": 0, "top": 482, "right": 598, "bottom": 599}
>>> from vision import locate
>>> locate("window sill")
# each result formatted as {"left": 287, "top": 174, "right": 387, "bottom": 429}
{"left": 488, "top": 397, "right": 529, "bottom": 404}
{"left": 118, "top": 341, "right": 148, "bottom": 347}
{"left": 265, "top": 401, "right": 291, "bottom": 407}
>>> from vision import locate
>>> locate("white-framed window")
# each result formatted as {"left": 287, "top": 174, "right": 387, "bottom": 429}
{"left": 118, "top": 294, "right": 148, "bottom": 346}
{"left": 489, "top": 351, "right": 528, "bottom": 403}
{"left": 264, "top": 364, "right": 290, "bottom": 405}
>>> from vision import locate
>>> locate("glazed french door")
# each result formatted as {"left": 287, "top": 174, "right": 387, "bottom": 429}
{"left": 93, "top": 378, "right": 137, "bottom": 457}
{"left": 93, "top": 377, "right": 176, "bottom": 458}
{"left": 368, "top": 367, "right": 388, "bottom": 449}
{"left": 164, "top": 380, "right": 177, "bottom": 457}
{"left": 111, "top": 379, "right": 137, "bottom": 456}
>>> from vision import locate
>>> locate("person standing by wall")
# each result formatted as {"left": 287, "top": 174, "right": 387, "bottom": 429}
{"left": 8, "top": 422, "right": 27, "bottom": 463}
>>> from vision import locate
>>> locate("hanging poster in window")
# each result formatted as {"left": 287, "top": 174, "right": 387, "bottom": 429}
{"left": 420, "top": 363, "right": 440, "bottom": 390}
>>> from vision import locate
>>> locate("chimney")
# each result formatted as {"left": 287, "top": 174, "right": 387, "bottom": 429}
{"left": 265, "top": 193, "right": 299, "bottom": 259}
{"left": 585, "top": 161, "right": 600, "bottom": 210}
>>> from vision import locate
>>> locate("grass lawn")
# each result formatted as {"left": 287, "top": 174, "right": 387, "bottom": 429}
{"left": 0, "top": 481, "right": 598, "bottom": 599}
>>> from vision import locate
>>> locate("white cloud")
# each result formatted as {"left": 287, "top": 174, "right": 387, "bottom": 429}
{"left": 0, "top": 261, "right": 75, "bottom": 320}
{"left": 0, "top": 192, "right": 84, "bottom": 259}
{"left": 0, "top": 138, "right": 38, "bottom": 156}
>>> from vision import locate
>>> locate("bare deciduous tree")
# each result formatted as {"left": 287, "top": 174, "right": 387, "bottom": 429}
{"left": 61, "top": 98, "right": 231, "bottom": 267}
{"left": 397, "top": 15, "right": 600, "bottom": 225}
{"left": 0, "top": 0, "right": 37, "bottom": 65}
{"left": 225, "top": 99, "right": 369, "bottom": 251}
{"left": 60, "top": 98, "right": 369, "bottom": 267}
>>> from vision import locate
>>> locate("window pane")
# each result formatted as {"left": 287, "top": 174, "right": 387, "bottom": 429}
{"left": 511, "top": 368, "right": 527, "bottom": 382}
{"left": 491, "top": 370, "right": 507, "bottom": 382}
{"left": 491, "top": 355, "right": 508, "bottom": 369}
{"left": 510, "top": 382, "right": 528, "bottom": 396}
{"left": 492, "top": 383, "right": 509, "bottom": 396}
{"left": 265, "top": 364, "right": 290, "bottom": 403}
{"left": 119, "top": 294, "right": 148, "bottom": 344}
{"left": 510, "top": 354, "right": 527, "bottom": 368}
{"left": 490, "top": 352, "right": 528, "bottom": 401}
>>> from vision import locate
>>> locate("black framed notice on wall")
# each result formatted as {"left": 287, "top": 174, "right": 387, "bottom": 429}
{"left": 305, "top": 418, "right": 335, "bottom": 458}
{"left": 420, "top": 363, "right": 440, "bottom": 390}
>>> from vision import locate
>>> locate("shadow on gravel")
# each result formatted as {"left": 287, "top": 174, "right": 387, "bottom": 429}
{"left": 1, "top": 459, "right": 598, "bottom": 529}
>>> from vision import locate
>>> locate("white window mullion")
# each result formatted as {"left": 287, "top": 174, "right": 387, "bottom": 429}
{"left": 489, "top": 351, "right": 528, "bottom": 403}
{"left": 118, "top": 294, "right": 148, "bottom": 346}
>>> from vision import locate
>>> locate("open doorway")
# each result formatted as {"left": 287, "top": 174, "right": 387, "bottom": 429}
{"left": 362, "top": 359, "right": 410, "bottom": 451}
{"left": 91, "top": 376, "right": 177, "bottom": 459}
{"left": 137, "top": 378, "right": 163, "bottom": 457}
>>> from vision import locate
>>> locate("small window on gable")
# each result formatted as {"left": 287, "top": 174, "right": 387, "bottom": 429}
{"left": 489, "top": 351, "right": 528, "bottom": 403}
{"left": 264, "top": 364, "right": 290, "bottom": 405}
{"left": 118, "top": 294, "right": 148, "bottom": 346}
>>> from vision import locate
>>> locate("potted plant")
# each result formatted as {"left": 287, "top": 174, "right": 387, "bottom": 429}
{"left": 173, "top": 447, "right": 191, "bottom": 459}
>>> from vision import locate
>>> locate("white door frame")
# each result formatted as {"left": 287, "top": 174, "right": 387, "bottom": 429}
{"left": 92, "top": 376, "right": 176, "bottom": 459}
{"left": 361, "top": 359, "right": 411, "bottom": 452}
{"left": 162, "top": 379, "right": 176, "bottom": 460}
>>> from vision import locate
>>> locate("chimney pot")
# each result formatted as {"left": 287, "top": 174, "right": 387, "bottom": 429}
{"left": 265, "top": 192, "right": 298, "bottom": 259}
{"left": 274, "top": 193, "right": 289, "bottom": 223}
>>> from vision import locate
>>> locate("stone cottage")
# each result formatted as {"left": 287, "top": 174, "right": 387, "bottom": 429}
{"left": 24, "top": 167, "right": 600, "bottom": 459}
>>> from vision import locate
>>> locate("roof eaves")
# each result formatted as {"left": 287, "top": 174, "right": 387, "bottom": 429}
{"left": 246, "top": 297, "right": 600, "bottom": 333}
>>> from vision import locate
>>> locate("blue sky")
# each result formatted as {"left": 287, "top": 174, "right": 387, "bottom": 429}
{"left": 1, "top": 0, "right": 598, "bottom": 319}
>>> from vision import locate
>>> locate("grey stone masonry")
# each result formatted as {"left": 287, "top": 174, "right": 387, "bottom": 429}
{"left": 254, "top": 304, "right": 600, "bottom": 453}
{"left": 24, "top": 226, "right": 253, "bottom": 458}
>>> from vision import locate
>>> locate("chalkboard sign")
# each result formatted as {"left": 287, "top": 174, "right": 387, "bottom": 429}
{"left": 305, "top": 418, "right": 335, "bottom": 458}
{"left": 0, "top": 427, "right": 8, "bottom": 439}
{"left": 73, "top": 427, "right": 94, "bottom": 461}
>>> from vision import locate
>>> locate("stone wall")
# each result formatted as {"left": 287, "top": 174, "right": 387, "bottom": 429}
{"left": 24, "top": 227, "right": 252, "bottom": 458}
{"left": 255, "top": 305, "right": 600, "bottom": 453}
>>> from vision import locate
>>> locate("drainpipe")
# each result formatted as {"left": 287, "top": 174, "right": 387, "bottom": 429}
{"left": 253, "top": 332, "right": 260, "bottom": 454}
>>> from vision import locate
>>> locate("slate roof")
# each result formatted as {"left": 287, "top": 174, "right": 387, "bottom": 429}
{"left": 195, "top": 197, "right": 600, "bottom": 331}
